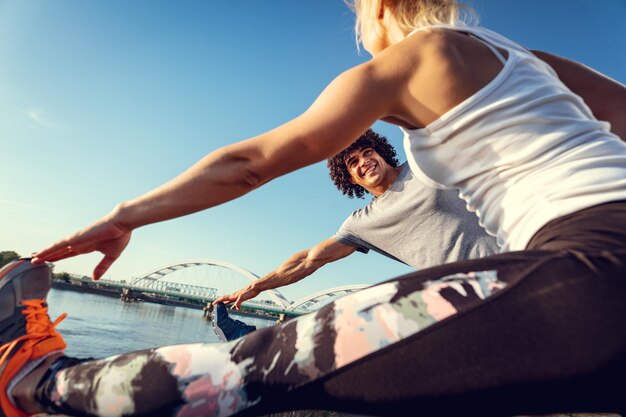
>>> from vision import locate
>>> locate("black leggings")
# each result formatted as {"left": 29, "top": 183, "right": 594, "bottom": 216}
{"left": 37, "top": 202, "right": 626, "bottom": 417}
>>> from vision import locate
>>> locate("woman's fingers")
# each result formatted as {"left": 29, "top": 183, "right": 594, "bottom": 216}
{"left": 33, "top": 253, "right": 73, "bottom": 263}
{"left": 32, "top": 241, "right": 76, "bottom": 264}
{"left": 32, "top": 219, "right": 132, "bottom": 278}
{"left": 93, "top": 255, "right": 119, "bottom": 281}
{"left": 33, "top": 241, "right": 98, "bottom": 264}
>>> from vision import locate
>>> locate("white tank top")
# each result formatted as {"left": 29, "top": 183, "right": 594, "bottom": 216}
{"left": 401, "top": 25, "right": 626, "bottom": 251}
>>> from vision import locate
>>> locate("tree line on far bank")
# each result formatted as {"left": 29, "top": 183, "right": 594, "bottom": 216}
{"left": 1, "top": 250, "right": 71, "bottom": 281}
{"left": 0, "top": 251, "right": 20, "bottom": 268}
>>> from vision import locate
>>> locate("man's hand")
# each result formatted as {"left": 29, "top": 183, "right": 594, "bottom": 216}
{"left": 213, "top": 238, "right": 356, "bottom": 310}
{"left": 213, "top": 285, "right": 261, "bottom": 310}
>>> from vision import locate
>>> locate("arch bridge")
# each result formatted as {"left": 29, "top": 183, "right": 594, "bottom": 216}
{"left": 112, "top": 259, "right": 367, "bottom": 315}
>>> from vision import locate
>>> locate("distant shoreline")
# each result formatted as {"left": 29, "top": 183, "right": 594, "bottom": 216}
{"left": 50, "top": 280, "right": 284, "bottom": 320}
{"left": 51, "top": 279, "right": 204, "bottom": 309}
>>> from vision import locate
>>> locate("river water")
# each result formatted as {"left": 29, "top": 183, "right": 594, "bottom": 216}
{"left": 47, "top": 288, "right": 276, "bottom": 359}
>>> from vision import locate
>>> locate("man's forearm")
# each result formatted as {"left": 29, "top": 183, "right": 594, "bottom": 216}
{"left": 251, "top": 251, "right": 320, "bottom": 293}
{"left": 243, "top": 239, "right": 356, "bottom": 299}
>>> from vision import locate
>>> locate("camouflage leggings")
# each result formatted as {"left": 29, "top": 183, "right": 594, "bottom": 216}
{"left": 35, "top": 249, "right": 626, "bottom": 417}
{"left": 35, "top": 203, "right": 626, "bottom": 416}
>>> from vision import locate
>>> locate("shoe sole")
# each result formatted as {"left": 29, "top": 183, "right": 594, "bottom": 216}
{"left": 0, "top": 259, "right": 31, "bottom": 292}
{"left": 210, "top": 310, "right": 228, "bottom": 343}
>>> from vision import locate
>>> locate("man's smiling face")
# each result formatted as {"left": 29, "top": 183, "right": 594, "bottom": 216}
{"left": 345, "top": 147, "right": 393, "bottom": 191}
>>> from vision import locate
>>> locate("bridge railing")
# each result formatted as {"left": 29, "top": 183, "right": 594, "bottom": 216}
{"left": 97, "top": 278, "right": 306, "bottom": 316}
{"left": 68, "top": 276, "right": 358, "bottom": 317}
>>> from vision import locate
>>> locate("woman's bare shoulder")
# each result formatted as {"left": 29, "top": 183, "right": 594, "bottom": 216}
{"left": 368, "top": 28, "right": 467, "bottom": 83}
{"left": 367, "top": 28, "right": 509, "bottom": 127}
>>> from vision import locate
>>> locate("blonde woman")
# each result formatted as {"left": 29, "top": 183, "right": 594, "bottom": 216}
{"left": 2, "top": 1, "right": 626, "bottom": 416}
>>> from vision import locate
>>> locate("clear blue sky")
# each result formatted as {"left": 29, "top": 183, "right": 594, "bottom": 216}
{"left": 1, "top": 1, "right": 625, "bottom": 302}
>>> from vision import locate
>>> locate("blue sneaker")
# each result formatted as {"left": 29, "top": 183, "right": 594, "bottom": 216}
{"left": 210, "top": 303, "right": 256, "bottom": 342}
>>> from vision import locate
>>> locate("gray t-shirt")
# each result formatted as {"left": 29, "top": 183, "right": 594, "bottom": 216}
{"left": 333, "top": 163, "right": 499, "bottom": 270}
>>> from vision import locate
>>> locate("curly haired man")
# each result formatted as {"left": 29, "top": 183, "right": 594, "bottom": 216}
{"left": 211, "top": 129, "right": 498, "bottom": 340}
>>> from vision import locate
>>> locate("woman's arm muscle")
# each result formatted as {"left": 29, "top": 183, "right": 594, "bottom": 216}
{"left": 115, "top": 63, "right": 397, "bottom": 229}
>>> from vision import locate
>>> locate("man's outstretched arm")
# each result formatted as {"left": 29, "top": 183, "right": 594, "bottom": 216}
{"left": 213, "top": 238, "right": 357, "bottom": 309}
{"left": 533, "top": 50, "right": 626, "bottom": 139}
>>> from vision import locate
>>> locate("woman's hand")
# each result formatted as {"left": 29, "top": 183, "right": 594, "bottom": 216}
{"left": 32, "top": 215, "right": 132, "bottom": 280}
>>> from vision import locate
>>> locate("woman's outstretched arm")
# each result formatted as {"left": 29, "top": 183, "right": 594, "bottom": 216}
{"left": 32, "top": 62, "right": 398, "bottom": 279}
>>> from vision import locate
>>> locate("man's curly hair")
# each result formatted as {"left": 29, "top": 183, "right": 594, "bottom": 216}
{"left": 327, "top": 129, "right": 399, "bottom": 199}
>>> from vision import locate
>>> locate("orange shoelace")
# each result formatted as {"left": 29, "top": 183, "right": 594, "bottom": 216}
{"left": 0, "top": 300, "right": 67, "bottom": 366}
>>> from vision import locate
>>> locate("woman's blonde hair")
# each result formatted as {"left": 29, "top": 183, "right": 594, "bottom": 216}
{"left": 346, "top": 0, "right": 477, "bottom": 47}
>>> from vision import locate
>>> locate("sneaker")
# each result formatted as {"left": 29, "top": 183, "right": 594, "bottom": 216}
{"left": 0, "top": 259, "right": 67, "bottom": 417}
{"left": 210, "top": 303, "right": 256, "bottom": 342}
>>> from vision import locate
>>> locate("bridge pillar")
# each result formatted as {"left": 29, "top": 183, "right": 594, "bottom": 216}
{"left": 120, "top": 288, "right": 141, "bottom": 302}
{"left": 202, "top": 302, "right": 213, "bottom": 319}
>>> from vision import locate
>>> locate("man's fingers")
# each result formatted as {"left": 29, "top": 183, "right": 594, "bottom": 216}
{"left": 213, "top": 293, "right": 237, "bottom": 305}
{"left": 233, "top": 294, "right": 245, "bottom": 310}
{"left": 212, "top": 287, "right": 253, "bottom": 309}
{"left": 213, "top": 296, "right": 228, "bottom": 306}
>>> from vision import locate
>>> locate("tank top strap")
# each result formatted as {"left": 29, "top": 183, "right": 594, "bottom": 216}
{"left": 407, "top": 24, "right": 510, "bottom": 65}
{"left": 468, "top": 33, "right": 507, "bottom": 64}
